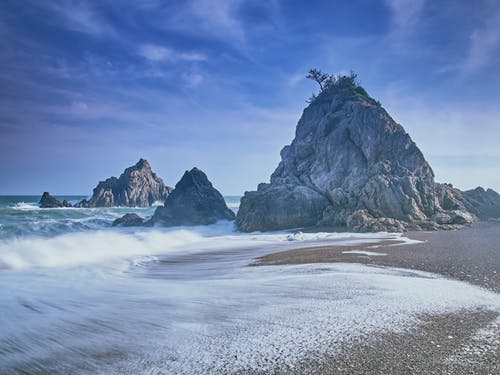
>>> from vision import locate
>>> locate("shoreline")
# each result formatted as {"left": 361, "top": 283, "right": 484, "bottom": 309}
{"left": 239, "top": 310, "right": 499, "bottom": 375}
{"left": 255, "top": 220, "right": 500, "bottom": 292}
{"left": 252, "top": 220, "right": 500, "bottom": 374}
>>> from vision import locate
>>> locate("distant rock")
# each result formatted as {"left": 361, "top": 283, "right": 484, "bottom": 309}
{"left": 39, "top": 192, "right": 71, "bottom": 208}
{"left": 148, "top": 167, "right": 235, "bottom": 226}
{"left": 236, "top": 73, "right": 479, "bottom": 232}
{"left": 76, "top": 159, "right": 172, "bottom": 208}
{"left": 463, "top": 187, "right": 500, "bottom": 218}
{"left": 112, "top": 213, "right": 144, "bottom": 227}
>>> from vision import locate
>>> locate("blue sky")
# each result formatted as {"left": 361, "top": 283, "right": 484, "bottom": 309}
{"left": 1, "top": 0, "right": 500, "bottom": 195}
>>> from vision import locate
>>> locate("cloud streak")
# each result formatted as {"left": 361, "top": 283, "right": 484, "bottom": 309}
{"left": 44, "top": 1, "right": 115, "bottom": 37}
{"left": 1, "top": 1, "right": 500, "bottom": 193}
{"left": 138, "top": 44, "right": 206, "bottom": 62}
{"left": 460, "top": 4, "right": 500, "bottom": 74}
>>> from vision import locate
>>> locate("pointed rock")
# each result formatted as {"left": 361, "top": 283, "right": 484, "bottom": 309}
{"left": 236, "top": 74, "right": 477, "bottom": 232}
{"left": 76, "top": 159, "right": 172, "bottom": 207}
{"left": 148, "top": 167, "right": 235, "bottom": 226}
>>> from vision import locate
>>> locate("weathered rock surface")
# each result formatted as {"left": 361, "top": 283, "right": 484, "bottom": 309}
{"left": 39, "top": 192, "right": 72, "bottom": 208}
{"left": 112, "top": 213, "right": 144, "bottom": 227}
{"left": 463, "top": 187, "right": 500, "bottom": 218}
{"left": 76, "top": 159, "right": 171, "bottom": 208}
{"left": 148, "top": 167, "right": 235, "bottom": 226}
{"left": 237, "top": 75, "right": 489, "bottom": 232}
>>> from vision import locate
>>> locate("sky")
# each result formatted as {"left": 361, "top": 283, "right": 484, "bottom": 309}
{"left": 1, "top": 0, "right": 500, "bottom": 195}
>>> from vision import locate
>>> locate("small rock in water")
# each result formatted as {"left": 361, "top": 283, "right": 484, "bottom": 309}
{"left": 39, "top": 192, "right": 71, "bottom": 208}
{"left": 112, "top": 213, "right": 144, "bottom": 227}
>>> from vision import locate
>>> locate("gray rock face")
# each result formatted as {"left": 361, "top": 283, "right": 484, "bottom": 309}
{"left": 236, "top": 76, "right": 479, "bottom": 232}
{"left": 39, "top": 192, "right": 71, "bottom": 208}
{"left": 148, "top": 167, "right": 235, "bottom": 227}
{"left": 463, "top": 187, "right": 500, "bottom": 218}
{"left": 76, "top": 159, "right": 171, "bottom": 208}
{"left": 112, "top": 213, "right": 144, "bottom": 227}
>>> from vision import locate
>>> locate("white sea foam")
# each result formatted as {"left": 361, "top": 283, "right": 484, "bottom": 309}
{"left": 2, "top": 261, "right": 497, "bottom": 373}
{"left": 342, "top": 250, "right": 387, "bottom": 256}
{"left": 10, "top": 202, "right": 40, "bottom": 211}
{"left": 0, "top": 220, "right": 498, "bottom": 373}
{"left": 226, "top": 201, "right": 240, "bottom": 210}
{"left": 0, "top": 222, "right": 408, "bottom": 270}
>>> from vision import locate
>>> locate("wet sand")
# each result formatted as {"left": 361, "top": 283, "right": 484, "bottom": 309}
{"left": 253, "top": 221, "right": 500, "bottom": 374}
{"left": 256, "top": 220, "right": 500, "bottom": 292}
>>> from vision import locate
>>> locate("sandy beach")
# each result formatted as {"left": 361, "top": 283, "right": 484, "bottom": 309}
{"left": 256, "top": 221, "right": 500, "bottom": 292}
{"left": 254, "top": 221, "right": 500, "bottom": 374}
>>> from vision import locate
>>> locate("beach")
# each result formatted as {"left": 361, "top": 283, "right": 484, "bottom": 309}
{"left": 254, "top": 221, "right": 500, "bottom": 374}
{"left": 0, "top": 196, "right": 499, "bottom": 374}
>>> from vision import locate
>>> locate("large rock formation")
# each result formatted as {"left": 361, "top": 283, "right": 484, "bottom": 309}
{"left": 39, "top": 192, "right": 71, "bottom": 208}
{"left": 76, "top": 159, "right": 171, "bottom": 208}
{"left": 148, "top": 167, "right": 235, "bottom": 226}
{"left": 237, "top": 74, "right": 495, "bottom": 232}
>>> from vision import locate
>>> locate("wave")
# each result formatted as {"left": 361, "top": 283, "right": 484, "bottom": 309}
{"left": 0, "top": 221, "right": 416, "bottom": 271}
{"left": 10, "top": 202, "right": 40, "bottom": 211}
{"left": 0, "top": 227, "right": 203, "bottom": 270}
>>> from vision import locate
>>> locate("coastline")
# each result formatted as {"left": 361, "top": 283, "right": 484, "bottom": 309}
{"left": 255, "top": 220, "right": 500, "bottom": 292}
{"left": 251, "top": 220, "right": 500, "bottom": 374}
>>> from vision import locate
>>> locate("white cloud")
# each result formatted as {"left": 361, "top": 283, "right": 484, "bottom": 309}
{"left": 69, "top": 101, "right": 89, "bottom": 112}
{"left": 378, "top": 88, "right": 500, "bottom": 191}
{"left": 156, "top": 0, "right": 247, "bottom": 49}
{"left": 287, "top": 72, "right": 305, "bottom": 87}
{"left": 139, "top": 44, "right": 172, "bottom": 61}
{"left": 45, "top": 1, "right": 115, "bottom": 37}
{"left": 138, "top": 44, "right": 206, "bottom": 62}
{"left": 385, "top": 0, "right": 426, "bottom": 30}
{"left": 460, "top": 5, "right": 500, "bottom": 74}
{"left": 186, "top": 0, "right": 246, "bottom": 42}
{"left": 430, "top": 2, "right": 500, "bottom": 77}
{"left": 182, "top": 72, "right": 204, "bottom": 88}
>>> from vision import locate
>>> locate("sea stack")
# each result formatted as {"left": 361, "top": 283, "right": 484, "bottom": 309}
{"left": 148, "top": 167, "right": 235, "bottom": 226}
{"left": 236, "top": 73, "right": 488, "bottom": 232}
{"left": 77, "top": 159, "right": 172, "bottom": 208}
{"left": 39, "top": 192, "right": 71, "bottom": 208}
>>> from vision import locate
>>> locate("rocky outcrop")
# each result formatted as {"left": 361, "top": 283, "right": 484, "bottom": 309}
{"left": 112, "top": 213, "right": 144, "bottom": 227}
{"left": 463, "top": 187, "right": 500, "bottom": 219}
{"left": 39, "top": 192, "right": 71, "bottom": 208}
{"left": 236, "top": 74, "right": 482, "bottom": 232}
{"left": 148, "top": 167, "right": 235, "bottom": 226}
{"left": 76, "top": 159, "right": 171, "bottom": 208}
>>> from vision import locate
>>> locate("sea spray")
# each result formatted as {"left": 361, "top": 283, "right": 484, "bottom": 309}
{"left": 0, "top": 220, "right": 412, "bottom": 270}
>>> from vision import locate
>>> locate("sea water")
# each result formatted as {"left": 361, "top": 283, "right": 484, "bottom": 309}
{"left": 0, "top": 195, "right": 498, "bottom": 374}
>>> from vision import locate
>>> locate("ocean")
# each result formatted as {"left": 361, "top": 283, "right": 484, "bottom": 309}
{"left": 0, "top": 195, "right": 498, "bottom": 373}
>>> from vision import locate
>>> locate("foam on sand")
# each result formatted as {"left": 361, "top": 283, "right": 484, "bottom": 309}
{"left": 2, "top": 219, "right": 494, "bottom": 373}
{"left": 342, "top": 250, "right": 387, "bottom": 256}
{"left": 2, "top": 260, "right": 498, "bottom": 374}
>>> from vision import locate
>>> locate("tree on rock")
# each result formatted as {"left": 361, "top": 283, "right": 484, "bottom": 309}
{"left": 306, "top": 68, "right": 330, "bottom": 91}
